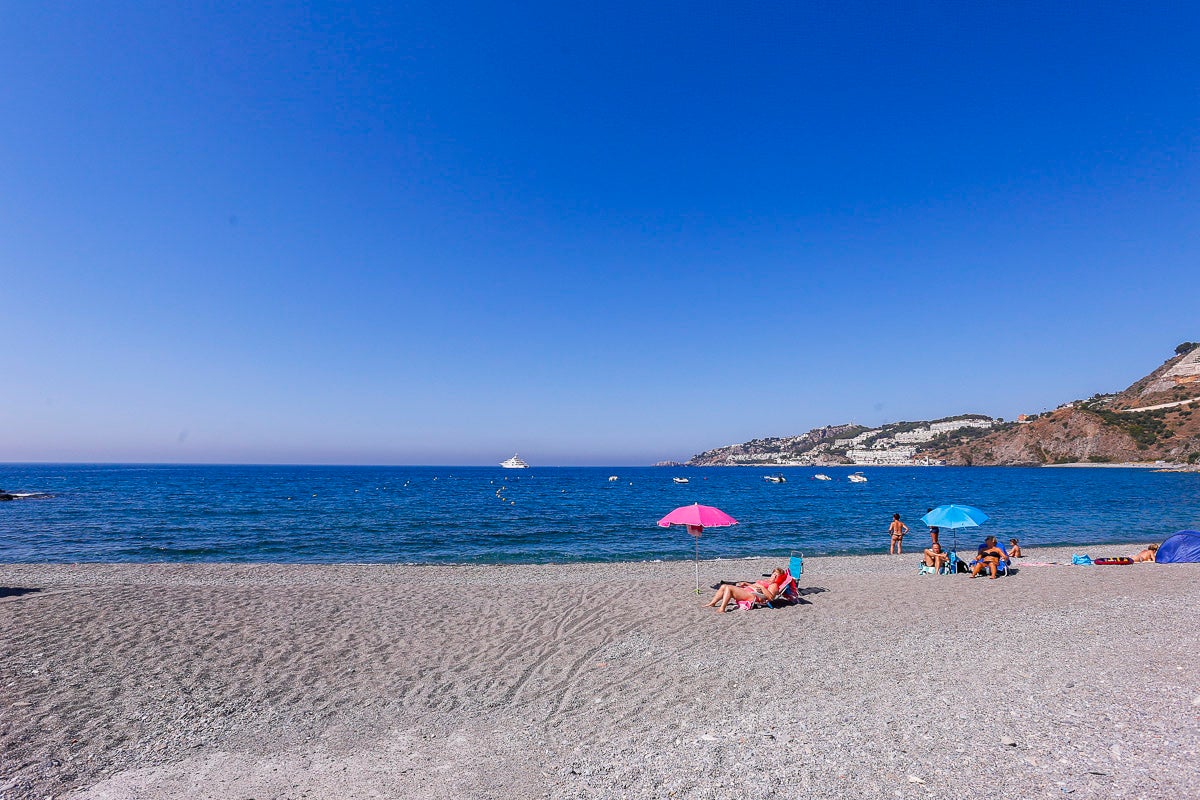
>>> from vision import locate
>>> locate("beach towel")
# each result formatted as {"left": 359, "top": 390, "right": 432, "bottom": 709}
{"left": 1071, "top": 554, "right": 1094, "bottom": 566}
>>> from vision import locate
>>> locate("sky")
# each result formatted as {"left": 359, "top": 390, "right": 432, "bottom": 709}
{"left": 2, "top": 2, "right": 1198, "bottom": 466}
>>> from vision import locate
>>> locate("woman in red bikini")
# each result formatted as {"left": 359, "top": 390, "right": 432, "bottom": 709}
{"left": 704, "top": 567, "right": 786, "bottom": 613}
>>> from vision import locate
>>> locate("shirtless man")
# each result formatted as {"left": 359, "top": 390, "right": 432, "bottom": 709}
{"left": 888, "top": 513, "right": 909, "bottom": 555}
{"left": 923, "top": 542, "right": 949, "bottom": 573}
{"left": 1132, "top": 543, "right": 1159, "bottom": 563}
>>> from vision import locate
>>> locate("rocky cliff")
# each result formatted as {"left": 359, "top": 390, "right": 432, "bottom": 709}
{"left": 929, "top": 343, "right": 1200, "bottom": 465}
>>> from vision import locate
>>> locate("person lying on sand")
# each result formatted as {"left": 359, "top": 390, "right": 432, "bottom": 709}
{"left": 1008, "top": 538, "right": 1023, "bottom": 558}
{"left": 970, "top": 536, "right": 1010, "bottom": 580}
{"left": 1132, "top": 543, "right": 1159, "bottom": 563}
{"left": 922, "top": 542, "right": 949, "bottom": 573}
{"left": 704, "top": 567, "right": 786, "bottom": 613}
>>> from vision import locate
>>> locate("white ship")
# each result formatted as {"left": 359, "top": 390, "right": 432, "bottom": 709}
{"left": 673, "top": 477, "right": 689, "bottom": 484}
{"left": 813, "top": 473, "right": 833, "bottom": 481}
{"left": 847, "top": 471, "right": 868, "bottom": 483}
{"left": 763, "top": 474, "right": 786, "bottom": 483}
{"left": 500, "top": 454, "right": 530, "bottom": 469}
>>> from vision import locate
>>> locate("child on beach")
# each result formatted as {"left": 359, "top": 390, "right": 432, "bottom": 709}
{"left": 888, "top": 514, "right": 909, "bottom": 555}
{"left": 1132, "top": 543, "right": 1159, "bottom": 563}
{"left": 1009, "top": 538, "right": 1023, "bottom": 558}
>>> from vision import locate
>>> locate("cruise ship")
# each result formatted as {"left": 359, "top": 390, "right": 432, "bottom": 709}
{"left": 500, "top": 453, "right": 530, "bottom": 469}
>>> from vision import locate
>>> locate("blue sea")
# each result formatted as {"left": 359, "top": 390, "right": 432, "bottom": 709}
{"left": 1, "top": 464, "right": 1197, "bottom": 564}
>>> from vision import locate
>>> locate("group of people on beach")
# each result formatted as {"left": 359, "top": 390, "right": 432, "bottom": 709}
{"left": 704, "top": 522, "right": 1167, "bottom": 611}
{"left": 891, "top": 512, "right": 1164, "bottom": 573}
{"left": 890, "top": 512, "right": 1022, "bottom": 579}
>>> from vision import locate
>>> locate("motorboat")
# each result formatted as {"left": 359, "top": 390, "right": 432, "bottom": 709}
{"left": 813, "top": 473, "right": 833, "bottom": 481}
{"left": 847, "top": 471, "right": 868, "bottom": 483}
{"left": 500, "top": 454, "right": 530, "bottom": 469}
{"left": 608, "top": 475, "right": 619, "bottom": 481}
{"left": 673, "top": 477, "right": 690, "bottom": 484}
{"left": 763, "top": 474, "right": 786, "bottom": 483}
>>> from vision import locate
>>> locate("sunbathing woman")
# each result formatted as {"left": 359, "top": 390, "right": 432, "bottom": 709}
{"left": 704, "top": 567, "right": 786, "bottom": 613}
{"left": 1132, "top": 543, "right": 1159, "bottom": 563}
{"left": 970, "top": 536, "right": 1010, "bottom": 579}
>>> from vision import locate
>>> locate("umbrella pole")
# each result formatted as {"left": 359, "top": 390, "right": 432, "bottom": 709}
{"left": 695, "top": 537, "right": 700, "bottom": 594}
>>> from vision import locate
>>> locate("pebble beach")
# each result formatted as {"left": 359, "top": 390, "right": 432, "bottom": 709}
{"left": 2, "top": 546, "right": 1197, "bottom": 800}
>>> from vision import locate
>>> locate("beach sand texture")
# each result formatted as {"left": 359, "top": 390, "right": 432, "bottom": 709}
{"left": 2, "top": 548, "right": 1197, "bottom": 800}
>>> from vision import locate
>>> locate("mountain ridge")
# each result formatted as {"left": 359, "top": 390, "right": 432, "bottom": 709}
{"left": 684, "top": 343, "right": 1200, "bottom": 467}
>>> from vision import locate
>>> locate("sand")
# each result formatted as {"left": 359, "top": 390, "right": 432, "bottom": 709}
{"left": 2, "top": 547, "right": 1198, "bottom": 800}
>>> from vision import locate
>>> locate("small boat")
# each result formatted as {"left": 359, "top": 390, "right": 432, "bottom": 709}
{"left": 763, "top": 474, "right": 786, "bottom": 483}
{"left": 608, "top": 475, "right": 619, "bottom": 481}
{"left": 500, "top": 453, "right": 530, "bottom": 469}
{"left": 813, "top": 473, "right": 833, "bottom": 481}
{"left": 673, "top": 477, "right": 690, "bottom": 484}
{"left": 847, "top": 471, "right": 868, "bottom": 483}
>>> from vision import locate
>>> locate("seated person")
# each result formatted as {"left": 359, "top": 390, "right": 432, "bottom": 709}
{"left": 922, "top": 542, "right": 949, "bottom": 573}
{"left": 1008, "top": 538, "right": 1023, "bottom": 558}
{"left": 1132, "top": 543, "right": 1159, "bottom": 563}
{"left": 970, "top": 536, "right": 1011, "bottom": 579}
{"left": 704, "top": 567, "right": 786, "bottom": 613}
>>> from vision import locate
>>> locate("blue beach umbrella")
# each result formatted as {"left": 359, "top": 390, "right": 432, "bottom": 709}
{"left": 921, "top": 504, "right": 989, "bottom": 552}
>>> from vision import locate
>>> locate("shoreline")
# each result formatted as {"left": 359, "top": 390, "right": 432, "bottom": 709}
{"left": 3, "top": 547, "right": 1197, "bottom": 799}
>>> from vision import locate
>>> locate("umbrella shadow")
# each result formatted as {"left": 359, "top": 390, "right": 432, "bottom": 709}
{"left": 791, "top": 586, "right": 828, "bottom": 605}
{"left": 0, "top": 587, "right": 43, "bottom": 600}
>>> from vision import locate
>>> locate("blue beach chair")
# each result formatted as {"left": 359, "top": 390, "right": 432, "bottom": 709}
{"left": 789, "top": 552, "right": 804, "bottom": 580}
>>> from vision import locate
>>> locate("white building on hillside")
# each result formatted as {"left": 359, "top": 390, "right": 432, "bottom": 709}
{"left": 847, "top": 445, "right": 918, "bottom": 465}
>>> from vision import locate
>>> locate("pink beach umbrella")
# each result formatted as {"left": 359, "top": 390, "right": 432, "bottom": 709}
{"left": 658, "top": 503, "right": 739, "bottom": 593}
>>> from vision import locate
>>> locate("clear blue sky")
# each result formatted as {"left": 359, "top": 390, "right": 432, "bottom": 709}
{"left": 2, "top": 2, "right": 1198, "bottom": 465}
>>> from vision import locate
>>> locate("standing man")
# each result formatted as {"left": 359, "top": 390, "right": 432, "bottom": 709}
{"left": 888, "top": 513, "right": 909, "bottom": 555}
{"left": 925, "top": 508, "right": 940, "bottom": 549}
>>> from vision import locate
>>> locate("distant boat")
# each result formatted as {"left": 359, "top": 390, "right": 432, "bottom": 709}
{"left": 608, "top": 475, "right": 619, "bottom": 481}
{"left": 847, "top": 471, "right": 868, "bottom": 483}
{"left": 763, "top": 474, "right": 786, "bottom": 483}
{"left": 673, "top": 477, "right": 690, "bottom": 484}
{"left": 500, "top": 454, "right": 530, "bottom": 469}
{"left": 813, "top": 473, "right": 833, "bottom": 481}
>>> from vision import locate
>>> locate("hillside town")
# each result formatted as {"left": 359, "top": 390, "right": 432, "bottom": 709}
{"left": 687, "top": 416, "right": 999, "bottom": 467}
{"left": 686, "top": 343, "right": 1200, "bottom": 468}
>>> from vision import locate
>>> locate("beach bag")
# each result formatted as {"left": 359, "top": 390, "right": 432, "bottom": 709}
{"left": 1071, "top": 554, "right": 1094, "bottom": 566}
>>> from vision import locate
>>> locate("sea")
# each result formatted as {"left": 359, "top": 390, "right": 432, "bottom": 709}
{"left": 1, "top": 464, "right": 1197, "bottom": 564}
